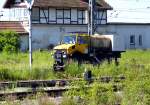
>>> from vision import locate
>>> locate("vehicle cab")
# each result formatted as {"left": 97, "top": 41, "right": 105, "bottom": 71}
{"left": 53, "top": 32, "right": 89, "bottom": 70}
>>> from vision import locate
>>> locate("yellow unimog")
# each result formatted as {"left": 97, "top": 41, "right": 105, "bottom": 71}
{"left": 53, "top": 32, "right": 123, "bottom": 71}
{"left": 54, "top": 32, "right": 89, "bottom": 56}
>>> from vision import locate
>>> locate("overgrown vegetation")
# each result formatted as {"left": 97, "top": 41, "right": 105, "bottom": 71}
{"left": 63, "top": 50, "right": 150, "bottom": 105}
{"left": 0, "top": 51, "right": 56, "bottom": 81}
{"left": 0, "top": 30, "right": 20, "bottom": 53}
{"left": 0, "top": 50, "right": 149, "bottom": 105}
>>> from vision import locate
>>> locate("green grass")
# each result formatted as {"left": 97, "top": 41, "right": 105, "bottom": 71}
{"left": 0, "top": 49, "right": 150, "bottom": 104}
{"left": 64, "top": 50, "right": 150, "bottom": 105}
{"left": 0, "top": 51, "right": 56, "bottom": 81}
{"left": 0, "top": 50, "right": 149, "bottom": 81}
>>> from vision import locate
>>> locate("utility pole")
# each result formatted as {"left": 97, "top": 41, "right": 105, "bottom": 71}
{"left": 26, "top": 0, "right": 34, "bottom": 69}
{"left": 88, "top": 0, "right": 97, "bottom": 55}
{"left": 29, "top": 6, "right": 32, "bottom": 69}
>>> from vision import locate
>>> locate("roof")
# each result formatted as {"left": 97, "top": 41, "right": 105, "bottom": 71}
{"left": 3, "top": 0, "right": 27, "bottom": 8}
{"left": 3, "top": 0, "right": 112, "bottom": 10}
{"left": 107, "top": 22, "right": 150, "bottom": 25}
{"left": 106, "top": 0, "right": 150, "bottom": 24}
{"left": 0, "top": 21, "right": 28, "bottom": 35}
{"left": 33, "top": 0, "right": 112, "bottom": 10}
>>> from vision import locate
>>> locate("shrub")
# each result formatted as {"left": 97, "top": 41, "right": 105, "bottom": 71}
{"left": 0, "top": 30, "right": 20, "bottom": 52}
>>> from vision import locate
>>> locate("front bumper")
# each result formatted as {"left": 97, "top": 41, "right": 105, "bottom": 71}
{"left": 53, "top": 50, "right": 67, "bottom": 71}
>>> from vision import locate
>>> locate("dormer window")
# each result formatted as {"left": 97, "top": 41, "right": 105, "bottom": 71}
{"left": 15, "top": 0, "right": 24, "bottom": 4}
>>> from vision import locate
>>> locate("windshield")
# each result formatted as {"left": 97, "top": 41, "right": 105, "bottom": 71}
{"left": 63, "top": 35, "right": 76, "bottom": 44}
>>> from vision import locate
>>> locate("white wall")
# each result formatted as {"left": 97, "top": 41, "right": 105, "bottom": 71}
{"left": 31, "top": 24, "right": 150, "bottom": 50}
{"left": 105, "top": 25, "right": 149, "bottom": 49}
{"left": 0, "top": 8, "right": 28, "bottom": 21}
{"left": 32, "top": 24, "right": 87, "bottom": 49}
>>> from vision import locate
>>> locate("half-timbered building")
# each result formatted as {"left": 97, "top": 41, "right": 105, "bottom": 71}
{"left": 3, "top": 0, "right": 112, "bottom": 50}
{"left": 2, "top": 0, "right": 150, "bottom": 50}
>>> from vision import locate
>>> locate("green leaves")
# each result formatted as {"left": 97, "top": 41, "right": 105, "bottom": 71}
{"left": 0, "top": 30, "right": 20, "bottom": 53}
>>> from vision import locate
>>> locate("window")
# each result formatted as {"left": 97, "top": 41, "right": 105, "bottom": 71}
{"left": 56, "top": 9, "right": 71, "bottom": 24}
{"left": 139, "top": 35, "right": 142, "bottom": 46}
{"left": 32, "top": 8, "right": 40, "bottom": 22}
{"left": 78, "top": 36, "right": 89, "bottom": 44}
{"left": 57, "top": 10, "right": 63, "bottom": 18}
{"left": 31, "top": 8, "right": 87, "bottom": 25}
{"left": 49, "top": 8, "right": 56, "bottom": 23}
{"left": 15, "top": 0, "right": 24, "bottom": 4}
{"left": 96, "top": 11, "right": 106, "bottom": 24}
{"left": 24, "top": 9, "right": 28, "bottom": 16}
{"left": 64, "top": 9, "right": 71, "bottom": 24}
{"left": 130, "top": 35, "right": 135, "bottom": 45}
{"left": 77, "top": 10, "right": 85, "bottom": 24}
{"left": 56, "top": 9, "right": 63, "bottom": 24}
{"left": 40, "top": 8, "right": 49, "bottom": 23}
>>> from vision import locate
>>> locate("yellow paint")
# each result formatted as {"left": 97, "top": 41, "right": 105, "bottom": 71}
{"left": 54, "top": 33, "right": 89, "bottom": 55}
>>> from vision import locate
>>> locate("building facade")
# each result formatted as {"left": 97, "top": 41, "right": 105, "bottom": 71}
{"left": 3, "top": 0, "right": 111, "bottom": 50}
{"left": 2, "top": 0, "right": 150, "bottom": 50}
{"left": 99, "top": 24, "right": 150, "bottom": 49}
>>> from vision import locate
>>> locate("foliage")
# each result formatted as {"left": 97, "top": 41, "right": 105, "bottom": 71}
{"left": 63, "top": 49, "right": 150, "bottom": 105}
{"left": 89, "top": 82, "right": 115, "bottom": 105}
{"left": 64, "top": 80, "right": 115, "bottom": 105}
{"left": 122, "top": 78, "right": 150, "bottom": 105}
{"left": 0, "top": 30, "right": 20, "bottom": 53}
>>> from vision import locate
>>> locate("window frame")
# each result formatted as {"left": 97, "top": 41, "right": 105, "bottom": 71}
{"left": 96, "top": 10, "right": 107, "bottom": 25}
{"left": 56, "top": 9, "right": 71, "bottom": 24}
{"left": 77, "top": 9, "right": 85, "bottom": 25}
{"left": 40, "top": 8, "right": 49, "bottom": 23}
{"left": 139, "top": 35, "right": 142, "bottom": 46}
{"left": 31, "top": 8, "right": 87, "bottom": 25}
{"left": 130, "top": 35, "right": 135, "bottom": 45}
{"left": 15, "top": 0, "right": 24, "bottom": 4}
{"left": 31, "top": 7, "right": 40, "bottom": 22}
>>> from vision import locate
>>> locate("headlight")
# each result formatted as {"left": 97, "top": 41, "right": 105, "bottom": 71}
{"left": 63, "top": 54, "right": 67, "bottom": 58}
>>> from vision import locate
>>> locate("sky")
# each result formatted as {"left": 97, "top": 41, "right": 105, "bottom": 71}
{"left": 1, "top": 0, "right": 150, "bottom": 23}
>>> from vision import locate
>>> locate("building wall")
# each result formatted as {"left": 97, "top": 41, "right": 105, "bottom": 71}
{"left": 32, "top": 24, "right": 87, "bottom": 49}
{"left": 3, "top": 7, "right": 150, "bottom": 50}
{"left": 0, "top": 8, "right": 28, "bottom": 21}
{"left": 31, "top": 7, "right": 107, "bottom": 49}
{"left": 20, "top": 35, "right": 29, "bottom": 51}
{"left": 105, "top": 25, "right": 150, "bottom": 49}
{"left": 31, "top": 24, "right": 150, "bottom": 50}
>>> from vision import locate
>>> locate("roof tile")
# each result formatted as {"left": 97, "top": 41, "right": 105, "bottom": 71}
{"left": 4, "top": 0, "right": 112, "bottom": 10}
{"left": 0, "top": 21, "right": 28, "bottom": 35}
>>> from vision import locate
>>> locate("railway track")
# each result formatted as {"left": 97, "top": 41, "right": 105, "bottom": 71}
{"left": 0, "top": 76, "right": 125, "bottom": 88}
{"left": 0, "top": 87, "right": 69, "bottom": 100}
{"left": 0, "top": 76, "right": 125, "bottom": 100}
